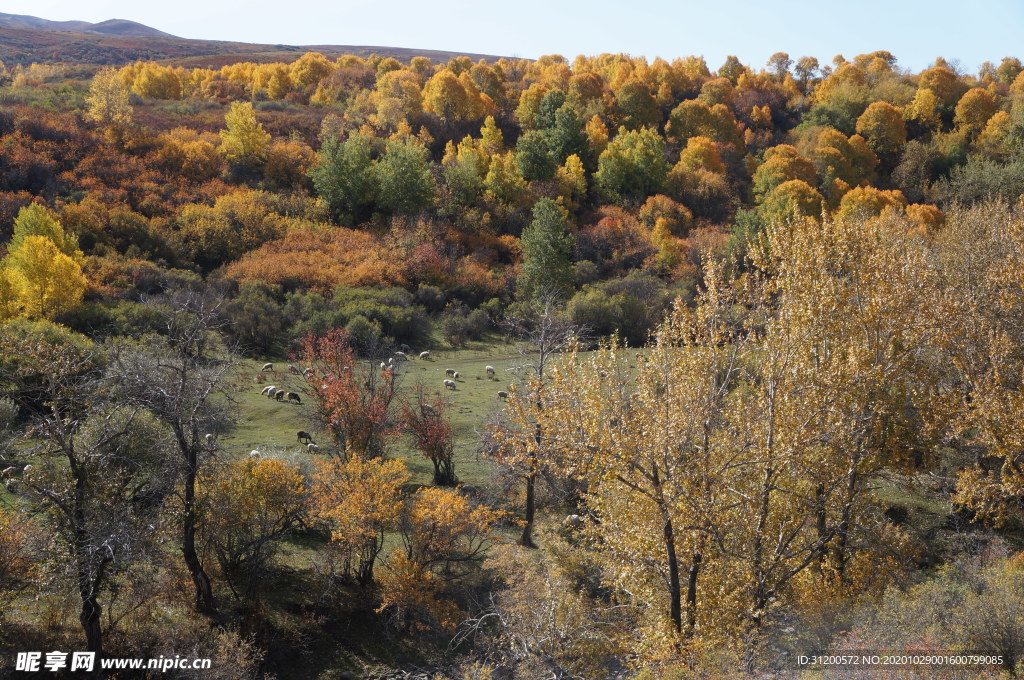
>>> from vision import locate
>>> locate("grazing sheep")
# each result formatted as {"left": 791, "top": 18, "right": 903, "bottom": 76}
{"left": 287, "top": 392, "right": 302, "bottom": 404}
{"left": 22, "top": 465, "right": 33, "bottom": 474}
{"left": 307, "top": 443, "right": 321, "bottom": 454}
{"left": 275, "top": 390, "right": 286, "bottom": 401}
{"left": 419, "top": 350, "right": 431, "bottom": 360}
{"left": 297, "top": 431, "right": 313, "bottom": 444}
{"left": 443, "top": 379, "right": 457, "bottom": 390}
{"left": 260, "top": 385, "right": 276, "bottom": 396}
{"left": 266, "top": 387, "right": 278, "bottom": 399}
{"left": 288, "top": 364, "right": 300, "bottom": 374}
{"left": 445, "top": 368, "right": 457, "bottom": 377}
{"left": 261, "top": 362, "right": 274, "bottom": 372}
{"left": 380, "top": 362, "right": 387, "bottom": 370}
{"left": 204, "top": 433, "right": 215, "bottom": 446}
{"left": 394, "top": 351, "right": 407, "bottom": 361}
{"left": 497, "top": 391, "right": 509, "bottom": 399}
{"left": 453, "top": 371, "right": 461, "bottom": 380}
{"left": 249, "top": 450, "right": 261, "bottom": 458}
{"left": 485, "top": 365, "right": 495, "bottom": 377}
{"left": 419, "top": 402, "right": 436, "bottom": 414}
{"left": 0, "top": 466, "right": 14, "bottom": 480}
{"left": 302, "top": 367, "right": 313, "bottom": 377}
{"left": 562, "top": 514, "right": 585, "bottom": 531}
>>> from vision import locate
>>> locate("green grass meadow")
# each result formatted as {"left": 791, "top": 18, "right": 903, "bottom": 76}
{"left": 225, "top": 339, "right": 524, "bottom": 487}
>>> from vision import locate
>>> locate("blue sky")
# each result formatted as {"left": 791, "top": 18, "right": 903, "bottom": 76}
{"left": 5, "top": 0, "right": 1021, "bottom": 73}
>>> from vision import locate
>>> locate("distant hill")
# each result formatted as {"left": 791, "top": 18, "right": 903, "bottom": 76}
{"left": 0, "top": 12, "right": 175, "bottom": 38}
{"left": 0, "top": 13, "right": 511, "bottom": 67}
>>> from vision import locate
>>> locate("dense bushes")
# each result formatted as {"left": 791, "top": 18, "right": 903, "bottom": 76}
{"left": 223, "top": 283, "right": 431, "bottom": 355}
{"left": 567, "top": 271, "right": 689, "bottom": 346}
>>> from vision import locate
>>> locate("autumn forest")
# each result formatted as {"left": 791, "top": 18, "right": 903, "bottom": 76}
{"left": 0, "top": 39, "right": 1023, "bottom": 679}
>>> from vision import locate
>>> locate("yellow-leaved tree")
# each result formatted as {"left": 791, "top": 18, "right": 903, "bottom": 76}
{"left": 85, "top": 67, "right": 133, "bottom": 127}
{"left": 220, "top": 101, "right": 271, "bottom": 173}
{"left": 499, "top": 210, "right": 936, "bottom": 665}
{"left": 199, "top": 457, "right": 308, "bottom": 601}
{"left": 311, "top": 456, "right": 409, "bottom": 585}
{"left": 377, "top": 487, "right": 505, "bottom": 632}
{"left": 1, "top": 204, "right": 87, "bottom": 320}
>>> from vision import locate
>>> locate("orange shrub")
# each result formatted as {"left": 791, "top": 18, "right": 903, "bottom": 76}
{"left": 226, "top": 226, "right": 409, "bottom": 293}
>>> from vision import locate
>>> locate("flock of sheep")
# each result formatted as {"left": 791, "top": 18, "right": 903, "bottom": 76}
{"left": 247, "top": 350, "right": 510, "bottom": 459}
{"left": 261, "top": 347, "right": 508, "bottom": 398}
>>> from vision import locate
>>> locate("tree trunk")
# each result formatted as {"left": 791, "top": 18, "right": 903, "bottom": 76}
{"left": 651, "top": 463, "right": 682, "bottom": 636}
{"left": 685, "top": 549, "right": 701, "bottom": 638}
{"left": 751, "top": 391, "right": 776, "bottom": 628}
{"left": 815, "top": 483, "right": 829, "bottom": 572}
{"left": 518, "top": 469, "right": 537, "bottom": 548}
{"left": 183, "top": 443, "right": 215, "bottom": 616}
{"left": 664, "top": 514, "right": 683, "bottom": 636}
{"left": 79, "top": 593, "right": 103, "bottom": 656}
{"left": 432, "top": 455, "right": 457, "bottom": 487}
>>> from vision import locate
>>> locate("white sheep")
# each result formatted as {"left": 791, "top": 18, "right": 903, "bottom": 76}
{"left": 260, "top": 385, "right": 276, "bottom": 396}
{"left": 562, "top": 514, "right": 585, "bottom": 530}
{"left": 445, "top": 368, "right": 457, "bottom": 377}
{"left": 249, "top": 450, "right": 262, "bottom": 458}
{"left": 288, "top": 364, "right": 300, "bottom": 374}
{"left": 261, "top": 362, "right": 274, "bottom": 372}
{"left": 380, "top": 362, "right": 387, "bottom": 370}
{"left": 485, "top": 365, "right": 495, "bottom": 377}
{"left": 204, "top": 433, "right": 215, "bottom": 446}
{"left": 443, "top": 379, "right": 457, "bottom": 390}
{"left": 419, "top": 350, "right": 431, "bottom": 360}
{"left": 394, "top": 351, "right": 407, "bottom": 361}
{"left": 302, "top": 367, "right": 313, "bottom": 376}
{"left": 453, "top": 371, "right": 461, "bottom": 380}
{"left": 267, "top": 387, "right": 279, "bottom": 399}
{"left": 307, "top": 443, "right": 321, "bottom": 454}
{"left": 0, "top": 466, "right": 14, "bottom": 480}
{"left": 497, "top": 391, "right": 509, "bottom": 399}
{"left": 22, "top": 465, "right": 33, "bottom": 474}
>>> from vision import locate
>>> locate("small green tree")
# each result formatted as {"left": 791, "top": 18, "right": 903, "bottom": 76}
{"left": 518, "top": 198, "right": 574, "bottom": 300}
{"left": 515, "top": 130, "right": 556, "bottom": 181}
{"left": 593, "top": 127, "right": 668, "bottom": 203}
{"left": 309, "top": 132, "right": 377, "bottom": 224}
{"left": 374, "top": 137, "right": 435, "bottom": 215}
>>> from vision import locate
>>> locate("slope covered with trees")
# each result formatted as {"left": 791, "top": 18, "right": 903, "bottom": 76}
{"left": 0, "top": 47, "right": 1023, "bottom": 678}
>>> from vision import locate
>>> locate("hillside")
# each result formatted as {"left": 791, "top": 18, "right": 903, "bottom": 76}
{"left": 0, "top": 12, "right": 175, "bottom": 38}
{"left": 0, "top": 14, "right": 510, "bottom": 66}
{"left": 0, "top": 38, "right": 1022, "bottom": 680}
